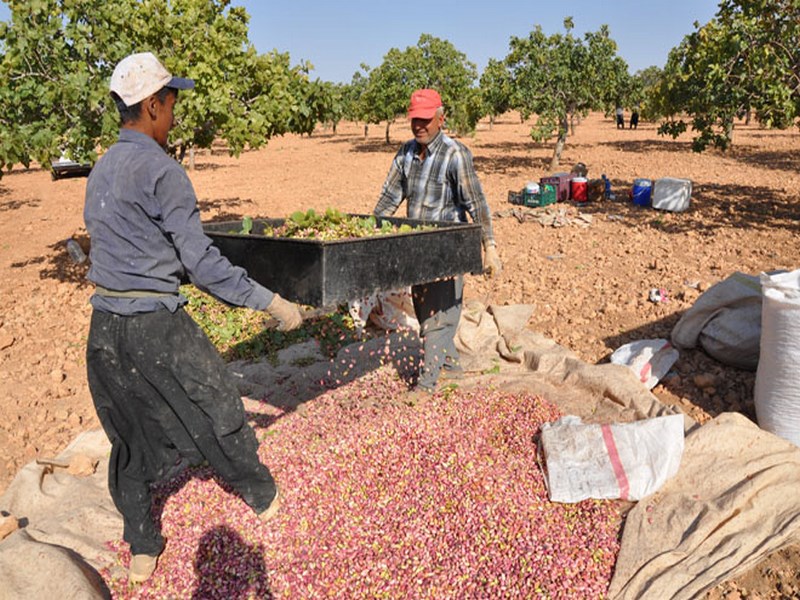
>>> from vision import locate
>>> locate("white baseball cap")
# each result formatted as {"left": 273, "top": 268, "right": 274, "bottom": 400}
{"left": 110, "top": 52, "right": 194, "bottom": 107}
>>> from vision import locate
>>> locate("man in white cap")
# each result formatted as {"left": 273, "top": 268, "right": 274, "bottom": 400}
{"left": 374, "top": 88, "right": 502, "bottom": 396}
{"left": 83, "top": 52, "right": 303, "bottom": 584}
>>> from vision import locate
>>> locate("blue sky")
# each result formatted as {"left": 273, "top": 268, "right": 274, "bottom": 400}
{"left": 0, "top": 1, "right": 721, "bottom": 82}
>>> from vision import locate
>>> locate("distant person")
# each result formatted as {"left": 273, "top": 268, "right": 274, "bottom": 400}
{"left": 615, "top": 106, "right": 625, "bottom": 129}
{"left": 630, "top": 107, "right": 640, "bottom": 130}
{"left": 374, "top": 88, "right": 502, "bottom": 397}
{"left": 83, "top": 52, "right": 303, "bottom": 584}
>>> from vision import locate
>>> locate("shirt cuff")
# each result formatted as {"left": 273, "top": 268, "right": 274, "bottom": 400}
{"left": 245, "top": 283, "right": 274, "bottom": 311}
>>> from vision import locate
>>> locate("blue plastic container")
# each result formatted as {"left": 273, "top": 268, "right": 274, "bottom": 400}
{"left": 632, "top": 178, "right": 652, "bottom": 207}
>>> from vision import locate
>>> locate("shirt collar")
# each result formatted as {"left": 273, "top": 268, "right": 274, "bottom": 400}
{"left": 119, "top": 128, "right": 166, "bottom": 152}
{"left": 416, "top": 130, "right": 445, "bottom": 157}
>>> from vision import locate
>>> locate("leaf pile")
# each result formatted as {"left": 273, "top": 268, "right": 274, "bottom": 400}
{"left": 261, "top": 208, "right": 431, "bottom": 240}
{"left": 181, "top": 284, "right": 366, "bottom": 363}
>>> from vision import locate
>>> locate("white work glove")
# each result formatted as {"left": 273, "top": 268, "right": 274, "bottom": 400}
{"left": 266, "top": 294, "right": 304, "bottom": 331}
{"left": 484, "top": 244, "right": 503, "bottom": 277}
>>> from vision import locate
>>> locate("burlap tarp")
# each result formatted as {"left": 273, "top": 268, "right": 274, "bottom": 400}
{"left": 2, "top": 302, "right": 799, "bottom": 599}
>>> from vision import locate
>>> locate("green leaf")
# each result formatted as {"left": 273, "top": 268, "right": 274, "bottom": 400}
{"left": 239, "top": 216, "right": 253, "bottom": 235}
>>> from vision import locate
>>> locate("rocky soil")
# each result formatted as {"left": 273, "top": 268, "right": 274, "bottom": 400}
{"left": 0, "top": 111, "right": 798, "bottom": 597}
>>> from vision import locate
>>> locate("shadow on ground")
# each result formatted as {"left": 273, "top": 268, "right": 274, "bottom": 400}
{"left": 197, "top": 197, "right": 256, "bottom": 219}
{"left": 16, "top": 236, "right": 93, "bottom": 287}
{"left": 574, "top": 181, "right": 799, "bottom": 234}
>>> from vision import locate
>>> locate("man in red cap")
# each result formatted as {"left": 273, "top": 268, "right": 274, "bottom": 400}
{"left": 374, "top": 88, "right": 502, "bottom": 395}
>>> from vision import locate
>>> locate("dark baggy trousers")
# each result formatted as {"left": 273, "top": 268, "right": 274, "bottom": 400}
{"left": 86, "top": 308, "right": 276, "bottom": 556}
{"left": 411, "top": 276, "right": 464, "bottom": 391}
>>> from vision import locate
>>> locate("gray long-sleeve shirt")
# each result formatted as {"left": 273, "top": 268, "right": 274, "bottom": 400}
{"left": 84, "top": 128, "right": 273, "bottom": 315}
{"left": 373, "top": 130, "right": 496, "bottom": 248}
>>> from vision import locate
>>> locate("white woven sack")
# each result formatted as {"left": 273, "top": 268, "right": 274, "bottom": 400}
{"left": 348, "top": 288, "right": 419, "bottom": 333}
{"left": 609, "top": 339, "right": 679, "bottom": 389}
{"left": 754, "top": 269, "right": 800, "bottom": 446}
{"left": 539, "top": 414, "right": 685, "bottom": 503}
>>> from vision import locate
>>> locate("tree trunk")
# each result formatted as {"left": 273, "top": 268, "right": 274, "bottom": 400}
{"left": 385, "top": 121, "right": 391, "bottom": 145}
{"left": 333, "top": 121, "right": 338, "bottom": 135}
{"left": 175, "top": 142, "right": 187, "bottom": 166}
{"left": 725, "top": 116, "right": 735, "bottom": 147}
{"left": 188, "top": 146, "right": 195, "bottom": 171}
{"left": 489, "top": 115, "right": 494, "bottom": 131}
{"left": 364, "top": 124, "right": 368, "bottom": 138}
{"left": 548, "top": 117, "right": 569, "bottom": 171}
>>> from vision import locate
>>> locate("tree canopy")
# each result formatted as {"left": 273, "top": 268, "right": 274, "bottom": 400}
{"left": 647, "top": 0, "right": 800, "bottom": 151}
{"left": 0, "top": 0, "right": 312, "bottom": 175}
{"left": 352, "top": 34, "right": 479, "bottom": 144}
{"left": 505, "top": 18, "right": 628, "bottom": 169}
{"left": 479, "top": 58, "right": 513, "bottom": 129}
{"left": 4, "top": 0, "right": 795, "bottom": 173}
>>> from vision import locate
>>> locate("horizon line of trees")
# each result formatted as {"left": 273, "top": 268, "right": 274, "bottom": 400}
{"left": 1, "top": 0, "right": 797, "bottom": 178}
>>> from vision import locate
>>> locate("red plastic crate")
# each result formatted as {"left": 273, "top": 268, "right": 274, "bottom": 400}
{"left": 540, "top": 172, "right": 573, "bottom": 202}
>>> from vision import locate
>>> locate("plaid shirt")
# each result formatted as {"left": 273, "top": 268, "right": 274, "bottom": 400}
{"left": 374, "top": 131, "right": 496, "bottom": 247}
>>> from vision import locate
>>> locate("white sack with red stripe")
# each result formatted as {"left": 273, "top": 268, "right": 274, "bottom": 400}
{"left": 754, "top": 269, "right": 800, "bottom": 446}
{"left": 609, "top": 338, "right": 679, "bottom": 390}
{"left": 539, "top": 414, "right": 685, "bottom": 503}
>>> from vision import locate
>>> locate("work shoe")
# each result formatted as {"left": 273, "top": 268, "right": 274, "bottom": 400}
{"left": 258, "top": 487, "right": 281, "bottom": 522}
{"left": 129, "top": 553, "right": 159, "bottom": 584}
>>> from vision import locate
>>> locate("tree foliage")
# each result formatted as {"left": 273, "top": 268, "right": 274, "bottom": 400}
{"left": 0, "top": 0, "right": 312, "bottom": 176}
{"left": 0, "top": 0, "right": 134, "bottom": 172}
{"left": 353, "top": 34, "right": 479, "bottom": 144}
{"left": 318, "top": 82, "right": 348, "bottom": 134}
{"left": 647, "top": 0, "right": 799, "bottom": 152}
{"left": 479, "top": 58, "right": 513, "bottom": 129}
{"left": 414, "top": 34, "right": 480, "bottom": 136}
{"left": 630, "top": 66, "right": 662, "bottom": 120}
{"left": 356, "top": 48, "right": 415, "bottom": 144}
{"left": 505, "top": 18, "right": 627, "bottom": 169}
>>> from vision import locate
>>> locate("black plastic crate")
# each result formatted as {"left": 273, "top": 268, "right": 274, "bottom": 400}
{"left": 202, "top": 215, "right": 483, "bottom": 307}
{"left": 51, "top": 160, "right": 92, "bottom": 180}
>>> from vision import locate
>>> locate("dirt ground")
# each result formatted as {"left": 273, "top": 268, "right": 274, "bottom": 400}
{"left": 0, "top": 111, "right": 798, "bottom": 597}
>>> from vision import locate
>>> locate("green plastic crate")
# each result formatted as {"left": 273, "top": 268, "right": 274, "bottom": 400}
{"left": 523, "top": 184, "right": 557, "bottom": 207}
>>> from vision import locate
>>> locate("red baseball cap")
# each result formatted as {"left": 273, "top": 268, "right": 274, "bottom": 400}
{"left": 408, "top": 89, "right": 443, "bottom": 119}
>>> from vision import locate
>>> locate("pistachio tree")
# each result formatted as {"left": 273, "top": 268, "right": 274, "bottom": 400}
{"left": 648, "top": 0, "right": 799, "bottom": 152}
{"left": 357, "top": 48, "right": 415, "bottom": 144}
{"left": 346, "top": 69, "right": 371, "bottom": 137}
{"left": 0, "top": 0, "right": 137, "bottom": 172}
{"left": 479, "top": 58, "right": 513, "bottom": 129}
{"left": 414, "top": 34, "right": 480, "bottom": 136}
{"left": 319, "top": 82, "right": 348, "bottom": 134}
{"left": 505, "top": 18, "right": 626, "bottom": 169}
{"left": 356, "top": 34, "right": 479, "bottom": 144}
{"left": 648, "top": 18, "right": 754, "bottom": 151}
{"left": 0, "top": 0, "right": 310, "bottom": 175}
{"left": 630, "top": 66, "right": 662, "bottom": 120}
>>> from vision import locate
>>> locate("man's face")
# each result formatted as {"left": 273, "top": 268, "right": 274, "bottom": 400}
{"left": 411, "top": 111, "right": 443, "bottom": 146}
{"left": 152, "top": 90, "right": 177, "bottom": 147}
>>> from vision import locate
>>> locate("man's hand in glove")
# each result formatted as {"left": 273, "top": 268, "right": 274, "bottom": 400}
{"left": 266, "top": 294, "right": 304, "bottom": 331}
{"left": 484, "top": 244, "right": 503, "bottom": 277}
